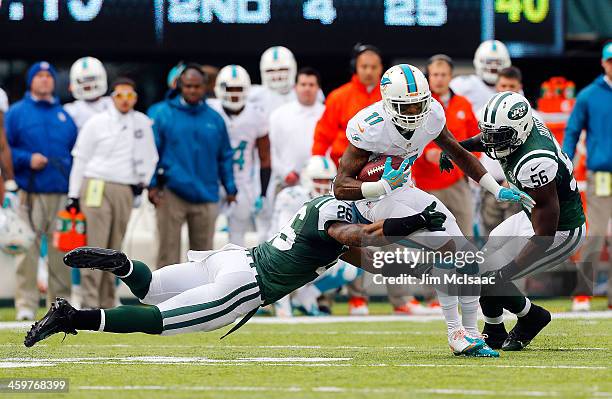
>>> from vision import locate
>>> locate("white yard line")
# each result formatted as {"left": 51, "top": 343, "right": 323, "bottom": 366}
{"left": 1, "top": 311, "right": 610, "bottom": 331}
{"left": 75, "top": 385, "right": 608, "bottom": 397}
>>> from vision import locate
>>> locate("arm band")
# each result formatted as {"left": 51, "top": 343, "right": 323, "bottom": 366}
{"left": 382, "top": 214, "right": 426, "bottom": 237}
{"left": 479, "top": 173, "right": 502, "bottom": 197}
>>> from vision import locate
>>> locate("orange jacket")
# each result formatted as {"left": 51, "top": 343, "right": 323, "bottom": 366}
{"left": 412, "top": 92, "right": 479, "bottom": 191}
{"left": 312, "top": 75, "right": 381, "bottom": 165}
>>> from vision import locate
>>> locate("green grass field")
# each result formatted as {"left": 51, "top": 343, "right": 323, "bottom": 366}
{"left": 1, "top": 300, "right": 611, "bottom": 399}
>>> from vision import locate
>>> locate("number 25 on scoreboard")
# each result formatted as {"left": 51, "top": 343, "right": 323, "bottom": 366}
{"left": 495, "top": 0, "right": 549, "bottom": 23}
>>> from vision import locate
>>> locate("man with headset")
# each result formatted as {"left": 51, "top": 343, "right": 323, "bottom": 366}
{"left": 148, "top": 64, "right": 237, "bottom": 268}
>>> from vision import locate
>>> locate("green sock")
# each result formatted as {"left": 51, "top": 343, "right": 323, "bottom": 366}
{"left": 103, "top": 305, "right": 163, "bottom": 334}
{"left": 118, "top": 260, "right": 152, "bottom": 300}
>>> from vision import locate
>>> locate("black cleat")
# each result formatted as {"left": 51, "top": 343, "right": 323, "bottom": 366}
{"left": 502, "top": 304, "right": 551, "bottom": 351}
{"left": 64, "top": 247, "right": 129, "bottom": 272}
{"left": 24, "top": 298, "right": 77, "bottom": 348}
{"left": 482, "top": 322, "right": 508, "bottom": 350}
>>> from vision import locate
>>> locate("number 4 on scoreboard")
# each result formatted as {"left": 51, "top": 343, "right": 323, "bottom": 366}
{"left": 495, "top": 0, "right": 549, "bottom": 24}
{"left": 303, "top": 0, "right": 337, "bottom": 25}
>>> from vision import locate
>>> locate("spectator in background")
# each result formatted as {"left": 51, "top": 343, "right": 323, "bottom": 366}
{"left": 563, "top": 42, "right": 612, "bottom": 311}
{"left": 413, "top": 54, "right": 478, "bottom": 236}
{"left": 67, "top": 78, "right": 158, "bottom": 309}
{"left": 0, "top": 85, "right": 17, "bottom": 200}
{"left": 6, "top": 61, "right": 77, "bottom": 320}
{"left": 270, "top": 67, "right": 325, "bottom": 194}
{"left": 148, "top": 64, "right": 236, "bottom": 267}
{"left": 312, "top": 43, "right": 383, "bottom": 166}
{"left": 201, "top": 64, "right": 219, "bottom": 98}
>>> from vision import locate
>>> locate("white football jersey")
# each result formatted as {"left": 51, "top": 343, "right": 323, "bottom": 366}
{"left": 0, "top": 88, "right": 8, "bottom": 113}
{"left": 346, "top": 100, "right": 446, "bottom": 175}
{"left": 450, "top": 75, "right": 496, "bottom": 116}
{"left": 64, "top": 96, "right": 114, "bottom": 130}
{"left": 270, "top": 185, "right": 311, "bottom": 234}
{"left": 248, "top": 84, "right": 325, "bottom": 120}
{"left": 208, "top": 99, "right": 268, "bottom": 186}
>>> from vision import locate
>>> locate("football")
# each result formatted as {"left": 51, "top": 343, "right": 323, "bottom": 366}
{"left": 357, "top": 155, "right": 405, "bottom": 182}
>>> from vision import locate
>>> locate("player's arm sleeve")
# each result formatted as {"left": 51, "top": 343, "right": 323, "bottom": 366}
{"left": 217, "top": 119, "right": 237, "bottom": 196}
{"left": 516, "top": 157, "right": 558, "bottom": 189}
{"left": 318, "top": 199, "right": 354, "bottom": 240}
{"left": 5, "top": 109, "right": 33, "bottom": 173}
{"left": 562, "top": 92, "right": 587, "bottom": 160}
{"left": 312, "top": 94, "right": 340, "bottom": 155}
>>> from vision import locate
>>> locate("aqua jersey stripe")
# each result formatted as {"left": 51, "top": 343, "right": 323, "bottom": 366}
{"left": 231, "top": 65, "right": 237, "bottom": 78}
{"left": 160, "top": 282, "right": 258, "bottom": 319}
{"left": 400, "top": 64, "right": 418, "bottom": 93}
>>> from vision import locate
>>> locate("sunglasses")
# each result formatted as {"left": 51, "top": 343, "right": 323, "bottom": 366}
{"left": 112, "top": 91, "right": 137, "bottom": 100}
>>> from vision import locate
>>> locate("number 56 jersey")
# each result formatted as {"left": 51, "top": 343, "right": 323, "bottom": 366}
{"left": 250, "top": 195, "right": 353, "bottom": 305}
{"left": 346, "top": 100, "right": 446, "bottom": 164}
{"left": 499, "top": 119, "right": 585, "bottom": 230}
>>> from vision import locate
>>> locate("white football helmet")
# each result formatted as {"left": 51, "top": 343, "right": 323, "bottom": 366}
{"left": 474, "top": 40, "right": 511, "bottom": 85}
{"left": 260, "top": 46, "right": 297, "bottom": 94}
{"left": 0, "top": 207, "right": 35, "bottom": 255}
{"left": 215, "top": 65, "right": 251, "bottom": 112}
{"left": 70, "top": 57, "right": 108, "bottom": 101}
{"left": 301, "top": 156, "right": 337, "bottom": 197}
{"left": 380, "top": 64, "right": 432, "bottom": 131}
{"left": 478, "top": 91, "right": 533, "bottom": 159}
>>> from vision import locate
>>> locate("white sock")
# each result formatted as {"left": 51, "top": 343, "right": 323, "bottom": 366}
{"left": 98, "top": 309, "right": 106, "bottom": 332}
{"left": 437, "top": 291, "right": 461, "bottom": 334}
{"left": 459, "top": 296, "right": 480, "bottom": 336}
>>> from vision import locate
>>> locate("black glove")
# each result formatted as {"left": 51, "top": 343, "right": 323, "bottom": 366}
{"left": 131, "top": 183, "right": 144, "bottom": 197}
{"left": 66, "top": 197, "right": 80, "bottom": 213}
{"left": 439, "top": 151, "right": 454, "bottom": 173}
{"left": 419, "top": 201, "right": 446, "bottom": 231}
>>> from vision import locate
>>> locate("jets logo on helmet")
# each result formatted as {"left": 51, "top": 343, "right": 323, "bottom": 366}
{"left": 260, "top": 46, "right": 297, "bottom": 94}
{"left": 301, "top": 156, "right": 337, "bottom": 198}
{"left": 474, "top": 40, "right": 511, "bottom": 85}
{"left": 479, "top": 91, "right": 533, "bottom": 159}
{"left": 215, "top": 65, "right": 251, "bottom": 112}
{"left": 380, "top": 64, "right": 431, "bottom": 131}
{"left": 70, "top": 57, "right": 108, "bottom": 101}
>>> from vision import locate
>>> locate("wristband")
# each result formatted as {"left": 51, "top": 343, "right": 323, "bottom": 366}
{"left": 361, "top": 180, "right": 388, "bottom": 199}
{"left": 382, "top": 214, "right": 426, "bottom": 237}
{"left": 479, "top": 173, "right": 502, "bottom": 197}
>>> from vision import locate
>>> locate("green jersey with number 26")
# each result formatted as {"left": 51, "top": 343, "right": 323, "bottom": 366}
{"left": 251, "top": 195, "right": 353, "bottom": 305}
{"left": 499, "top": 118, "right": 585, "bottom": 230}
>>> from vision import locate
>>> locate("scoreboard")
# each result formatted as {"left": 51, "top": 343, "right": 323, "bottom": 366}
{"left": 0, "top": 0, "right": 563, "bottom": 58}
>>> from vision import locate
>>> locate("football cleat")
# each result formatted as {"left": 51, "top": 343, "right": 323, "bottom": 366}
{"left": 449, "top": 328, "right": 485, "bottom": 356}
{"left": 466, "top": 332, "right": 500, "bottom": 358}
{"left": 393, "top": 299, "right": 431, "bottom": 315}
{"left": 64, "top": 247, "right": 129, "bottom": 272}
{"left": 502, "top": 304, "right": 551, "bottom": 351}
{"left": 482, "top": 322, "right": 508, "bottom": 349}
{"left": 24, "top": 298, "right": 77, "bottom": 348}
{"left": 571, "top": 296, "right": 591, "bottom": 312}
{"left": 348, "top": 297, "right": 369, "bottom": 316}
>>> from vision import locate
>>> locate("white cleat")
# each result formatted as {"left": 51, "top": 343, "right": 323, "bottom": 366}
{"left": 571, "top": 296, "right": 591, "bottom": 312}
{"left": 448, "top": 327, "right": 484, "bottom": 356}
{"left": 16, "top": 309, "right": 35, "bottom": 322}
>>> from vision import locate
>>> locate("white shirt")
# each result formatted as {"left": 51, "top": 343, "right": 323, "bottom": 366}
{"left": 269, "top": 100, "right": 325, "bottom": 180}
{"left": 346, "top": 100, "right": 446, "bottom": 179}
{"left": 0, "top": 88, "right": 8, "bottom": 113}
{"left": 208, "top": 99, "right": 268, "bottom": 187}
{"left": 64, "top": 97, "right": 114, "bottom": 130}
{"left": 68, "top": 107, "right": 157, "bottom": 198}
{"left": 450, "top": 75, "right": 497, "bottom": 116}
{"left": 248, "top": 84, "right": 325, "bottom": 120}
